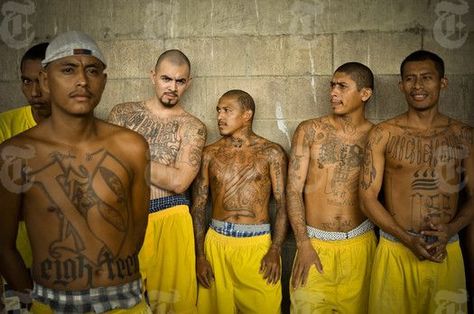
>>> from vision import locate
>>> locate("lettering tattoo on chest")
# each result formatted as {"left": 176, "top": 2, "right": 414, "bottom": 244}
{"left": 28, "top": 149, "right": 137, "bottom": 286}
{"left": 124, "top": 110, "right": 181, "bottom": 164}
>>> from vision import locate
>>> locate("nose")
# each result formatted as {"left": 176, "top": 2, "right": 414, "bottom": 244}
{"left": 76, "top": 69, "right": 88, "bottom": 87}
{"left": 413, "top": 77, "right": 423, "bottom": 89}
{"left": 31, "top": 80, "right": 42, "bottom": 97}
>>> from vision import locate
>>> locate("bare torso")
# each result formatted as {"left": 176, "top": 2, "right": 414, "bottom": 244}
{"left": 206, "top": 136, "right": 284, "bottom": 224}
{"left": 380, "top": 115, "right": 470, "bottom": 232}
{"left": 108, "top": 101, "right": 204, "bottom": 199}
{"left": 8, "top": 121, "right": 147, "bottom": 290}
{"left": 304, "top": 116, "right": 372, "bottom": 231}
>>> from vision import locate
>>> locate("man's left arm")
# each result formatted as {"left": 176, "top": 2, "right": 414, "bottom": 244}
{"left": 150, "top": 120, "right": 207, "bottom": 193}
{"left": 423, "top": 125, "right": 474, "bottom": 260}
{"left": 260, "top": 145, "right": 288, "bottom": 284}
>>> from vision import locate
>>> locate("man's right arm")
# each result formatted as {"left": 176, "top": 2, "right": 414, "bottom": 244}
{"left": 0, "top": 142, "right": 33, "bottom": 292}
{"left": 286, "top": 121, "right": 322, "bottom": 288}
{"left": 190, "top": 148, "right": 213, "bottom": 288}
{"left": 359, "top": 125, "right": 437, "bottom": 261}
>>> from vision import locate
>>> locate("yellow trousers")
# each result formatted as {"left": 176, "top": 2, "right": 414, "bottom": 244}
{"left": 197, "top": 228, "right": 281, "bottom": 314}
{"left": 290, "top": 230, "right": 376, "bottom": 314}
{"left": 139, "top": 205, "right": 197, "bottom": 314}
{"left": 369, "top": 237, "right": 467, "bottom": 314}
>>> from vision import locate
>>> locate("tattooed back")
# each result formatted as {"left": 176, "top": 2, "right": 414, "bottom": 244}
{"left": 0, "top": 120, "right": 150, "bottom": 290}
{"left": 204, "top": 135, "right": 286, "bottom": 224}
{"left": 370, "top": 114, "right": 473, "bottom": 233}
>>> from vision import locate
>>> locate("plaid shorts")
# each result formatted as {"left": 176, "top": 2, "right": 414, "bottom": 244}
{"left": 149, "top": 195, "right": 190, "bottom": 213}
{"left": 210, "top": 219, "right": 271, "bottom": 237}
{"left": 32, "top": 279, "right": 142, "bottom": 313}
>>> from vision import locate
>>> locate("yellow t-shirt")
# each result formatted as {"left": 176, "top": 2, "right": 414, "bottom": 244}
{"left": 0, "top": 105, "right": 36, "bottom": 143}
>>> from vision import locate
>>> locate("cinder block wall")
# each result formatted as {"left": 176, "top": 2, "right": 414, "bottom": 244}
{"left": 1, "top": 0, "right": 473, "bottom": 149}
{"left": 1, "top": 0, "right": 473, "bottom": 311}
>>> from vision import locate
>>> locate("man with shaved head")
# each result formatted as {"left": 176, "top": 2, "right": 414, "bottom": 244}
{"left": 109, "top": 49, "right": 207, "bottom": 313}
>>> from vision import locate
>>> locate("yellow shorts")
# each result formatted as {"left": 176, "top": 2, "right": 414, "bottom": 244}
{"left": 197, "top": 228, "right": 281, "bottom": 314}
{"left": 139, "top": 205, "right": 197, "bottom": 314}
{"left": 31, "top": 298, "right": 151, "bottom": 313}
{"left": 290, "top": 230, "right": 376, "bottom": 314}
{"left": 369, "top": 237, "right": 467, "bottom": 314}
{"left": 17, "top": 220, "right": 32, "bottom": 268}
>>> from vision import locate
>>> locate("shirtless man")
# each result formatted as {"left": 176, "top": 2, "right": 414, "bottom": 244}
{"left": 360, "top": 50, "right": 473, "bottom": 313}
{"left": 108, "top": 50, "right": 206, "bottom": 313}
{"left": 287, "top": 62, "right": 375, "bottom": 313}
{"left": 0, "top": 42, "right": 50, "bottom": 313}
{"left": 191, "top": 89, "right": 287, "bottom": 314}
{"left": 0, "top": 31, "right": 150, "bottom": 313}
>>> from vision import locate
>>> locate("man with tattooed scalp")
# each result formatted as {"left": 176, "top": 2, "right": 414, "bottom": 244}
{"left": 287, "top": 62, "right": 375, "bottom": 313}
{"left": 191, "top": 90, "right": 287, "bottom": 314}
{"left": 108, "top": 50, "right": 206, "bottom": 313}
{"left": 360, "top": 50, "right": 473, "bottom": 313}
{"left": 0, "top": 31, "right": 150, "bottom": 313}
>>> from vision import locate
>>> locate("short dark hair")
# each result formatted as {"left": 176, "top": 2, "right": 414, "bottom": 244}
{"left": 155, "top": 49, "right": 191, "bottom": 74}
{"left": 20, "top": 42, "right": 48, "bottom": 71}
{"left": 400, "top": 50, "right": 445, "bottom": 78}
{"left": 335, "top": 62, "right": 374, "bottom": 90}
{"left": 220, "top": 89, "right": 256, "bottom": 121}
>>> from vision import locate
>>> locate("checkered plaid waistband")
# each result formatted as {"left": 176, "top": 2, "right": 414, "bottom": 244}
{"left": 380, "top": 229, "right": 459, "bottom": 244}
{"left": 210, "top": 219, "right": 271, "bottom": 237}
{"left": 32, "top": 279, "right": 142, "bottom": 314}
{"left": 149, "top": 195, "right": 190, "bottom": 213}
{"left": 306, "top": 219, "right": 374, "bottom": 241}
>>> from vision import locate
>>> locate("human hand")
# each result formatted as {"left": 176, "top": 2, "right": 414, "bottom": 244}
{"left": 405, "top": 233, "right": 441, "bottom": 262}
{"left": 421, "top": 220, "right": 451, "bottom": 262}
{"left": 196, "top": 256, "right": 214, "bottom": 288}
{"left": 260, "top": 246, "right": 281, "bottom": 285}
{"left": 291, "top": 240, "right": 323, "bottom": 289}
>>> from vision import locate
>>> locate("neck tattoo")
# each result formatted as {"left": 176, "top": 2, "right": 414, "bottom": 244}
{"left": 231, "top": 137, "right": 243, "bottom": 148}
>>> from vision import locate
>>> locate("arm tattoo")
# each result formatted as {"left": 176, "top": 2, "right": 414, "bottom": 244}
{"left": 360, "top": 126, "right": 383, "bottom": 190}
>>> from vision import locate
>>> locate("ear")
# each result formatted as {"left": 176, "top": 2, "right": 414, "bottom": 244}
{"left": 39, "top": 69, "right": 49, "bottom": 95}
{"left": 440, "top": 77, "right": 448, "bottom": 89}
{"left": 361, "top": 87, "right": 373, "bottom": 102}
{"left": 398, "top": 80, "right": 404, "bottom": 93}
{"left": 150, "top": 69, "right": 156, "bottom": 84}
{"left": 243, "top": 109, "right": 253, "bottom": 122}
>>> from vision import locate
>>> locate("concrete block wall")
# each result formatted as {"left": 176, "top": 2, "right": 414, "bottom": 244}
{"left": 0, "top": 0, "right": 473, "bottom": 311}
{"left": 1, "top": 0, "right": 473, "bottom": 150}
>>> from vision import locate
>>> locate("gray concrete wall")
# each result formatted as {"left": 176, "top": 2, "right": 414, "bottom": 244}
{"left": 0, "top": 0, "right": 473, "bottom": 311}
{"left": 1, "top": 0, "right": 473, "bottom": 149}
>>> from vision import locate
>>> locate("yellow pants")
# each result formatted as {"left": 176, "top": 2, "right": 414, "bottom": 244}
{"left": 369, "top": 237, "right": 467, "bottom": 314}
{"left": 139, "top": 205, "right": 197, "bottom": 314}
{"left": 31, "top": 298, "right": 151, "bottom": 313}
{"left": 290, "top": 230, "right": 376, "bottom": 314}
{"left": 197, "top": 228, "right": 281, "bottom": 314}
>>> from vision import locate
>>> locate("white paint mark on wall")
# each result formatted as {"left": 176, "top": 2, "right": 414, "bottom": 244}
{"left": 275, "top": 102, "right": 291, "bottom": 147}
{"left": 254, "top": 0, "right": 259, "bottom": 20}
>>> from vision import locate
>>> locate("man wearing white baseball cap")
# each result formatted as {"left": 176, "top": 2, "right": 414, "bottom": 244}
{"left": 0, "top": 30, "right": 151, "bottom": 313}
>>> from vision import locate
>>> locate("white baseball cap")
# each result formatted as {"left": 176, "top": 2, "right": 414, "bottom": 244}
{"left": 42, "top": 31, "right": 107, "bottom": 68}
